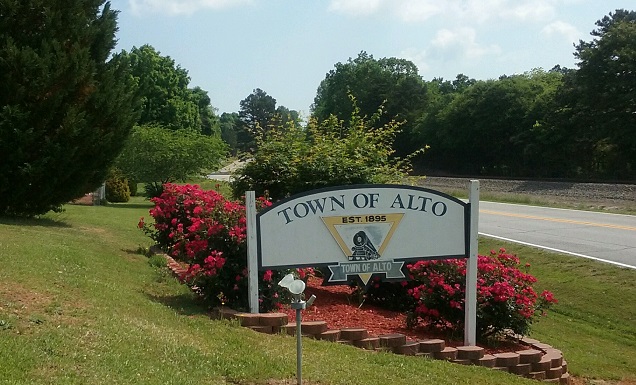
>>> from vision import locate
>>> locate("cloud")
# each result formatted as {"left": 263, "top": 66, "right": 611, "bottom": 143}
{"left": 393, "top": 0, "right": 444, "bottom": 22}
{"left": 328, "top": 0, "right": 558, "bottom": 24}
{"left": 129, "top": 0, "right": 251, "bottom": 16}
{"left": 500, "top": 0, "right": 556, "bottom": 22}
{"left": 399, "top": 48, "right": 430, "bottom": 73}
{"left": 432, "top": 27, "right": 501, "bottom": 60}
{"left": 541, "top": 20, "right": 581, "bottom": 43}
{"left": 327, "top": 0, "right": 382, "bottom": 17}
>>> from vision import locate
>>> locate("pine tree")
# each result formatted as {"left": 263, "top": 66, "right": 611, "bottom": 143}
{"left": 0, "top": 0, "right": 138, "bottom": 216}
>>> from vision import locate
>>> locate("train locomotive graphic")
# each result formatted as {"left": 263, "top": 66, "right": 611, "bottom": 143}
{"left": 319, "top": 213, "right": 408, "bottom": 284}
{"left": 349, "top": 230, "right": 380, "bottom": 261}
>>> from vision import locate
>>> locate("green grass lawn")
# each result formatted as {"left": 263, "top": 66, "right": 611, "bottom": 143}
{"left": 0, "top": 197, "right": 634, "bottom": 384}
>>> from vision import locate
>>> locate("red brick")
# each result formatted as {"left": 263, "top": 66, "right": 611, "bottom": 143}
{"left": 433, "top": 347, "right": 457, "bottom": 361}
{"left": 259, "top": 313, "right": 288, "bottom": 326}
{"left": 526, "top": 371, "right": 546, "bottom": 380}
{"left": 393, "top": 342, "right": 419, "bottom": 356}
{"left": 494, "top": 352, "right": 520, "bottom": 367}
{"left": 353, "top": 337, "right": 380, "bottom": 350}
{"left": 509, "top": 363, "right": 531, "bottom": 375}
{"left": 545, "top": 353, "right": 563, "bottom": 368}
{"left": 473, "top": 354, "right": 496, "bottom": 368}
{"left": 283, "top": 322, "right": 296, "bottom": 336}
{"left": 560, "top": 372, "right": 571, "bottom": 385}
{"left": 300, "top": 320, "right": 328, "bottom": 335}
{"left": 517, "top": 349, "right": 543, "bottom": 364}
{"left": 378, "top": 333, "right": 407, "bottom": 348}
{"left": 531, "top": 356, "right": 552, "bottom": 372}
{"left": 419, "top": 339, "right": 445, "bottom": 353}
{"left": 340, "top": 328, "right": 368, "bottom": 341}
{"left": 316, "top": 329, "right": 340, "bottom": 342}
{"left": 234, "top": 313, "right": 260, "bottom": 327}
{"left": 546, "top": 366, "right": 563, "bottom": 379}
{"left": 456, "top": 345, "right": 484, "bottom": 360}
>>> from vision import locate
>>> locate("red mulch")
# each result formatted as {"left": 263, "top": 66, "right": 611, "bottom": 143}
{"left": 280, "top": 276, "right": 525, "bottom": 354}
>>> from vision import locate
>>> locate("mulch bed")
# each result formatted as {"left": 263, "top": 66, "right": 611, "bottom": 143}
{"left": 280, "top": 276, "right": 525, "bottom": 355}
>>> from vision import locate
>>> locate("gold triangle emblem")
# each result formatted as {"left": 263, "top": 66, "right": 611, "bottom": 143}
{"left": 322, "top": 213, "right": 404, "bottom": 261}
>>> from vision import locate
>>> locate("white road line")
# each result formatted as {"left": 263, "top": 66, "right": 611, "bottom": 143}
{"left": 479, "top": 232, "right": 636, "bottom": 270}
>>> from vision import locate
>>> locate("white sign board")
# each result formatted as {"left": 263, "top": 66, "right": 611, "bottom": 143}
{"left": 257, "top": 185, "right": 469, "bottom": 285}
{"left": 247, "top": 182, "right": 480, "bottom": 346}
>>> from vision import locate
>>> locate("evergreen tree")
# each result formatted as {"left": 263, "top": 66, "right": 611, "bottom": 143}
{"left": 0, "top": 0, "right": 137, "bottom": 216}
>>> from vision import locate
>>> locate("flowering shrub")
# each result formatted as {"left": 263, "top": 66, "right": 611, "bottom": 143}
{"left": 361, "top": 249, "right": 557, "bottom": 343}
{"left": 139, "top": 183, "right": 289, "bottom": 312}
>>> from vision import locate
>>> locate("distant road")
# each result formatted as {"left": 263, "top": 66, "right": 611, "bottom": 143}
{"left": 206, "top": 160, "right": 248, "bottom": 182}
{"left": 478, "top": 201, "right": 636, "bottom": 269}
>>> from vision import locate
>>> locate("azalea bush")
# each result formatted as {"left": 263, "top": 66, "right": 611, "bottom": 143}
{"left": 139, "top": 183, "right": 289, "bottom": 311}
{"left": 361, "top": 249, "right": 557, "bottom": 343}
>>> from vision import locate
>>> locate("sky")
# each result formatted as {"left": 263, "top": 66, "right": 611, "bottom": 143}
{"left": 109, "top": 0, "right": 635, "bottom": 116}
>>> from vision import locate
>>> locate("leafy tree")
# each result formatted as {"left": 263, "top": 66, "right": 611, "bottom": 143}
{"left": 116, "top": 125, "right": 226, "bottom": 197}
{"left": 312, "top": 52, "right": 429, "bottom": 156}
{"left": 430, "top": 74, "right": 476, "bottom": 95}
{"left": 219, "top": 112, "right": 240, "bottom": 155}
{"left": 236, "top": 88, "right": 300, "bottom": 153}
{"left": 275, "top": 105, "right": 302, "bottom": 127}
{"left": 420, "top": 70, "right": 562, "bottom": 176}
{"left": 191, "top": 86, "right": 221, "bottom": 136}
{"left": 232, "top": 97, "right": 413, "bottom": 201}
{"left": 237, "top": 88, "right": 277, "bottom": 152}
{"left": 0, "top": 0, "right": 138, "bottom": 216}
{"left": 122, "top": 45, "right": 220, "bottom": 133}
{"left": 551, "top": 9, "right": 636, "bottom": 178}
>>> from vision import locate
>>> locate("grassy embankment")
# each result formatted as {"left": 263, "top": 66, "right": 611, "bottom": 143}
{"left": 0, "top": 196, "right": 634, "bottom": 384}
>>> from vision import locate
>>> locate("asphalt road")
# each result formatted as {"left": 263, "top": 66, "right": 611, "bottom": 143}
{"left": 478, "top": 201, "right": 636, "bottom": 269}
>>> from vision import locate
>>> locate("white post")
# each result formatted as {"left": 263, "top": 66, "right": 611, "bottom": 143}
{"left": 246, "top": 191, "right": 259, "bottom": 314}
{"left": 464, "top": 180, "right": 479, "bottom": 346}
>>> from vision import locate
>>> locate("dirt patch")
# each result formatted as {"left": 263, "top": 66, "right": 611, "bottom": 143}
{"left": 70, "top": 194, "right": 95, "bottom": 206}
{"left": 0, "top": 282, "right": 89, "bottom": 332}
{"left": 0, "top": 282, "right": 54, "bottom": 313}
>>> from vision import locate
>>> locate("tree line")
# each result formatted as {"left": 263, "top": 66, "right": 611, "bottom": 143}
{"left": 224, "top": 10, "right": 635, "bottom": 180}
{"left": 1, "top": 1, "right": 634, "bottom": 216}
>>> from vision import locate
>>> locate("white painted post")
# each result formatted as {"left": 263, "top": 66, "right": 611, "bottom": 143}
{"left": 246, "top": 191, "right": 259, "bottom": 314}
{"left": 464, "top": 180, "right": 479, "bottom": 346}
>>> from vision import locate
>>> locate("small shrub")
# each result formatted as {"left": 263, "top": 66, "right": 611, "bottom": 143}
{"left": 148, "top": 254, "right": 166, "bottom": 268}
{"left": 105, "top": 169, "right": 130, "bottom": 202}
{"left": 128, "top": 179, "right": 138, "bottom": 196}
{"left": 139, "top": 183, "right": 289, "bottom": 311}
{"left": 144, "top": 182, "right": 166, "bottom": 199}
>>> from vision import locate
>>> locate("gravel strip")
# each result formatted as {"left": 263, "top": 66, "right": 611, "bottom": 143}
{"left": 414, "top": 176, "right": 636, "bottom": 211}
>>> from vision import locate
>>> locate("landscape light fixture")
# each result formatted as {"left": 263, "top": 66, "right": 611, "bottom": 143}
{"left": 278, "top": 273, "right": 316, "bottom": 385}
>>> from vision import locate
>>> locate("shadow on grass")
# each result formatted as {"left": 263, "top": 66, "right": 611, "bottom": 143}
{"left": 105, "top": 203, "right": 153, "bottom": 210}
{"left": 0, "top": 216, "right": 71, "bottom": 228}
{"left": 145, "top": 292, "right": 210, "bottom": 317}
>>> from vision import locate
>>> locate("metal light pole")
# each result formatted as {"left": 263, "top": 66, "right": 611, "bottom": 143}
{"left": 279, "top": 274, "right": 316, "bottom": 385}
